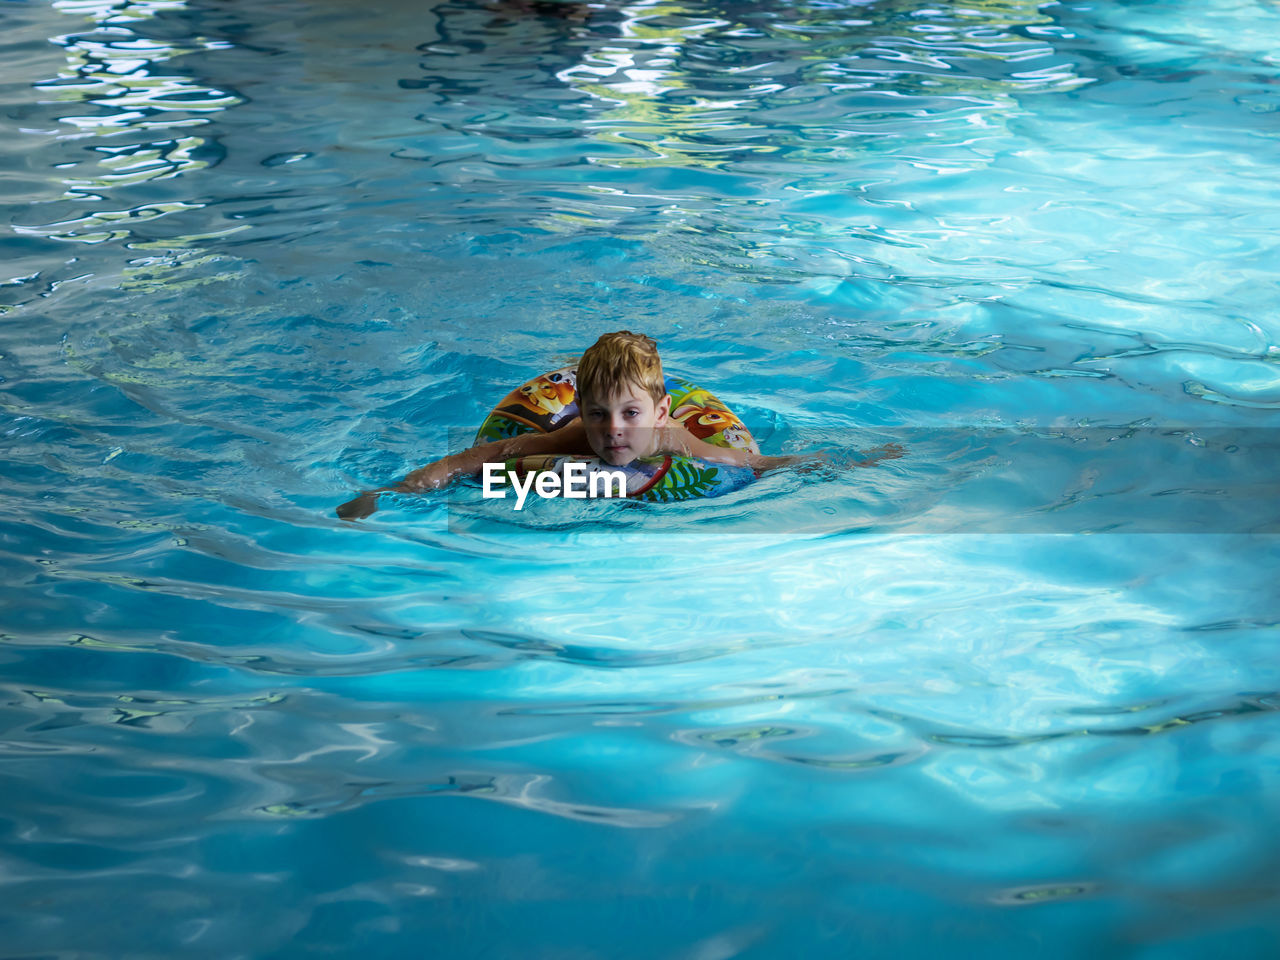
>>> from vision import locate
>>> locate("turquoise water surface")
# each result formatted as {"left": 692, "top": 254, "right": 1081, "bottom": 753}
{"left": 3, "top": 0, "right": 1280, "bottom": 956}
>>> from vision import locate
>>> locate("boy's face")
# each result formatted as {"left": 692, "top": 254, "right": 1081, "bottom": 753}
{"left": 580, "top": 382, "right": 671, "bottom": 466}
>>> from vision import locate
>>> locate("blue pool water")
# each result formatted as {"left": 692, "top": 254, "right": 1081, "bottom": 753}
{"left": 2, "top": 0, "right": 1280, "bottom": 956}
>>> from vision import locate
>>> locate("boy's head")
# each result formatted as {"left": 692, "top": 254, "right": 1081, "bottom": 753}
{"left": 575, "top": 330, "right": 666, "bottom": 406}
{"left": 576, "top": 331, "right": 672, "bottom": 466}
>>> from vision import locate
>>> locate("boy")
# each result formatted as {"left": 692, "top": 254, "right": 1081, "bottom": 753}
{"left": 337, "top": 331, "right": 899, "bottom": 519}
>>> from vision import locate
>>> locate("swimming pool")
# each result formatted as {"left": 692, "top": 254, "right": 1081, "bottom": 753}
{"left": 2, "top": 0, "right": 1279, "bottom": 955}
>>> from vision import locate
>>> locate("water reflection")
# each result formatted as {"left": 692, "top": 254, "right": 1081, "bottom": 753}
{"left": 21, "top": 0, "right": 238, "bottom": 246}
{"left": 408, "top": 0, "right": 1085, "bottom": 176}
{"left": 556, "top": 0, "right": 1086, "bottom": 172}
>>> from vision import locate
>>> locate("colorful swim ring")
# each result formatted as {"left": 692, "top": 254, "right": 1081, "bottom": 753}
{"left": 474, "top": 365, "right": 758, "bottom": 502}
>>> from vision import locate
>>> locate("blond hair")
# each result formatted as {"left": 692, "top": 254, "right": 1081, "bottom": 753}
{"left": 576, "top": 331, "right": 666, "bottom": 404}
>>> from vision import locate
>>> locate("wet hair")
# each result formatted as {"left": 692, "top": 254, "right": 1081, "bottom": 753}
{"left": 576, "top": 331, "right": 666, "bottom": 405}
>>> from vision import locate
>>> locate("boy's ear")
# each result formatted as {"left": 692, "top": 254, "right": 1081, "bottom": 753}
{"left": 656, "top": 393, "right": 672, "bottom": 423}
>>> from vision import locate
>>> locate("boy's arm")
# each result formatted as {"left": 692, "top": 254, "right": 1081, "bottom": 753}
{"left": 337, "top": 421, "right": 591, "bottom": 520}
{"left": 654, "top": 424, "right": 797, "bottom": 471}
{"left": 655, "top": 425, "right": 905, "bottom": 473}
{"left": 399, "top": 421, "right": 592, "bottom": 490}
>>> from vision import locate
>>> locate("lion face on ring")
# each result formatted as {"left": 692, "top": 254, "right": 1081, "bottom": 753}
{"left": 719, "top": 421, "right": 756, "bottom": 451}
{"left": 517, "top": 370, "right": 576, "bottom": 416}
{"left": 671, "top": 402, "right": 747, "bottom": 442}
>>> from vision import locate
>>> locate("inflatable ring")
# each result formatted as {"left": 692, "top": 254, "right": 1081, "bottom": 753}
{"left": 475, "top": 365, "right": 758, "bottom": 502}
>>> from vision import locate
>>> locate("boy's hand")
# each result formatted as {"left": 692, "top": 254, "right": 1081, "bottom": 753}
{"left": 337, "top": 491, "right": 381, "bottom": 520}
{"left": 336, "top": 454, "right": 466, "bottom": 521}
{"left": 791, "top": 442, "right": 905, "bottom": 474}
